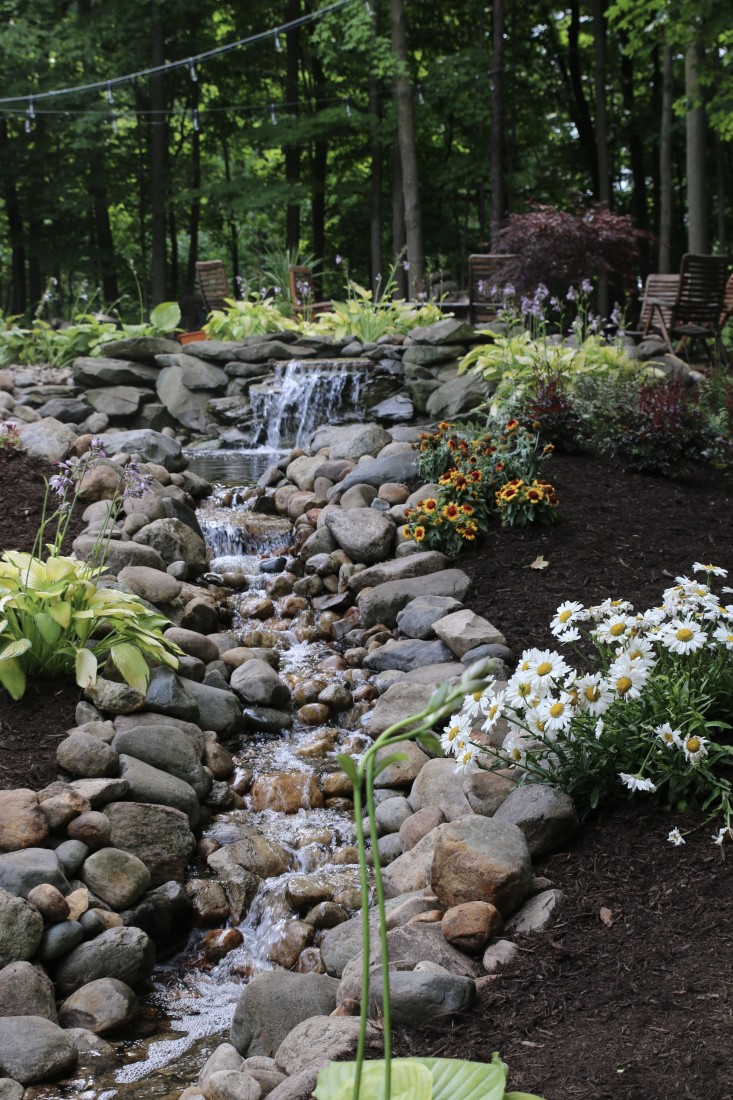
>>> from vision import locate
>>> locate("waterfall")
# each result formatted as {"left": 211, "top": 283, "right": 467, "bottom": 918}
{"left": 250, "top": 360, "right": 365, "bottom": 450}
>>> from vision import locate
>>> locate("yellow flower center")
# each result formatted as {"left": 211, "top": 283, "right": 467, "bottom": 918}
{"left": 473, "top": 691, "right": 482, "bottom": 701}
{"left": 584, "top": 685, "right": 601, "bottom": 702}
{"left": 610, "top": 622, "right": 626, "bottom": 636}
{"left": 616, "top": 675, "right": 633, "bottom": 695}
{"left": 549, "top": 702, "right": 565, "bottom": 718}
{"left": 686, "top": 736, "right": 701, "bottom": 753}
{"left": 489, "top": 704, "right": 499, "bottom": 720}
{"left": 448, "top": 726, "right": 459, "bottom": 740}
{"left": 518, "top": 682, "right": 531, "bottom": 697}
{"left": 536, "top": 661, "right": 552, "bottom": 677}
{"left": 510, "top": 747, "right": 522, "bottom": 761}
{"left": 536, "top": 719, "right": 547, "bottom": 732}
{"left": 676, "top": 628, "right": 694, "bottom": 642}
{"left": 559, "top": 609, "right": 572, "bottom": 623}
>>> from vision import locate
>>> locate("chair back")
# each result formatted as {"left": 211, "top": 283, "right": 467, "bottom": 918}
{"left": 196, "top": 260, "right": 231, "bottom": 314}
{"left": 289, "top": 265, "right": 316, "bottom": 307}
{"left": 720, "top": 273, "right": 733, "bottom": 329}
{"left": 674, "top": 254, "right": 729, "bottom": 329}
{"left": 637, "top": 273, "right": 680, "bottom": 335}
{"left": 468, "top": 254, "right": 517, "bottom": 323}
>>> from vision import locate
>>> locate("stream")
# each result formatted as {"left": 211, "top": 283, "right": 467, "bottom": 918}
{"left": 26, "top": 364, "right": 372, "bottom": 1099}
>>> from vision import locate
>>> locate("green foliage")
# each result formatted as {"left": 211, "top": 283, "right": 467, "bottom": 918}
{"left": 203, "top": 296, "right": 298, "bottom": 340}
{"left": 0, "top": 552, "right": 180, "bottom": 699}
{"left": 315, "top": 1053, "right": 545, "bottom": 1100}
{"left": 448, "top": 566, "right": 733, "bottom": 836}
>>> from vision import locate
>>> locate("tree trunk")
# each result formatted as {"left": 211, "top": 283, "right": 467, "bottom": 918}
{"left": 311, "top": 55, "right": 328, "bottom": 292}
{"left": 150, "top": 9, "right": 168, "bottom": 305}
{"left": 551, "top": 1, "right": 599, "bottom": 194}
{"left": 591, "top": 0, "right": 610, "bottom": 206}
{"left": 658, "top": 42, "right": 673, "bottom": 272}
{"left": 389, "top": 0, "right": 423, "bottom": 296}
{"left": 222, "top": 139, "right": 239, "bottom": 289}
{"left": 368, "top": 0, "right": 383, "bottom": 293}
{"left": 185, "top": 81, "right": 201, "bottom": 296}
{"left": 168, "top": 208, "right": 178, "bottom": 300}
{"left": 619, "top": 45, "right": 649, "bottom": 272}
{"left": 715, "top": 133, "right": 727, "bottom": 253}
{"left": 285, "top": 0, "right": 301, "bottom": 252}
{"left": 490, "top": 0, "right": 505, "bottom": 247}
{"left": 0, "top": 120, "right": 26, "bottom": 314}
{"left": 685, "top": 41, "right": 708, "bottom": 254}
{"left": 391, "top": 145, "right": 407, "bottom": 298}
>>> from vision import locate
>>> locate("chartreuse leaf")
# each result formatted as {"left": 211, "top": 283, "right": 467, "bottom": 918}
{"left": 313, "top": 1054, "right": 541, "bottom": 1100}
{"left": 337, "top": 754, "right": 360, "bottom": 787}
{"left": 0, "top": 657, "right": 26, "bottom": 700}
{"left": 75, "top": 648, "right": 98, "bottom": 690}
{"left": 0, "top": 639, "right": 31, "bottom": 661}
{"left": 314, "top": 1059, "right": 433, "bottom": 1100}
{"left": 150, "top": 301, "right": 181, "bottom": 332}
{"left": 49, "top": 601, "right": 72, "bottom": 628}
{"left": 418, "top": 731, "right": 442, "bottom": 755}
{"left": 111, "top": 643, "right": 150, "bottom": 693}
{"left": 34, "top": 611, "right": 62, "bottom": 646}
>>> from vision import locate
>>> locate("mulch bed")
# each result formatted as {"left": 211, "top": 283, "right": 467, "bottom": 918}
{"left": 1, "top": 445, "right": 732, "bottom": 1099}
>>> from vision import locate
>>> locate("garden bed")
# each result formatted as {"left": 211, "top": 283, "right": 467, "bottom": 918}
{"left": 0, "top": 445, "right": 732, "bottom": 1099}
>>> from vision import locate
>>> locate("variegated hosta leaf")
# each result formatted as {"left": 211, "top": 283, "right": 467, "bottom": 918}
{"left": 111, "top": 643, "right": 150, "bottom": 694}
{"left": 75, "top": 647, "right": 98, "bottom": 690}
{"left": 0, "top": 638, "right": 32, "bottom": 661}
{"left": 49, "top": 601, "right": 72, "bottom": 628}
{"left": 0, "top": 656, "right": 26, "bottom": 699}
{"left": 34, "top": 611, "right": 63, "bottom": 646}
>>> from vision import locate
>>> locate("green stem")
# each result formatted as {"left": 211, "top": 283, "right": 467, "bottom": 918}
{"left": 365, "top": 750, "right": 391, "bottom": 1093}
{"left": 351, "top": 775, "right": 370, "bottom": 1100}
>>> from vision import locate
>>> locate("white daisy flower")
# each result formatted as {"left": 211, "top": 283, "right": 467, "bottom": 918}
{"left": 502, "top": 728, "right": 531, "bottom": 766}
{"left": 440, "top": 712, "right": 472, "bottom": 755}
{"left": 713, "top": 623, "right": 733, "bottom": 650}
{"left": 608, "top": 653, "right": 650, "bottom": 701}
{"left": 619, "top": 772, "right": 657, "bottom": 793}
{"left": 454, "top": 743, "right": 480, "bottom": 774}
{"left": 575, "top": 673, "right": 614, "bottom": 716}
{"left": 638, "top": 606, "right": 666, "bottom": 630}
{"left": 682, "top": 733, "right": 709, "bottom": 764}
{"left": 593, "top": 615, "right": 634, "bottom": 645}
{"left": 525, "top": 649, "right": 570, "bottom": 693}
{"left": 588, "top": 597, "right": 634, "bottom": 621}
{"left": 619, "top": 636, "right": 657, "bottom": 665}
{"left": 658, "top": 618, "right": 708, "bottom": 656}
{"left": 654, "top": 722, "right": 683, "bottom": 749}
{"left": 516, "top": 647, "right": 541, "bottom": 674}
{"left": 537, "top": 692, "right": 576, "bottom": 732}
{"left": 480, "top": 689, "right": 506, "bottom": 732}
{"left": 594, "top": 718, "right": 604, "bottom": 740}
{"left": 668, "top": 828, "right": 685, "bottom": 846}
{"left": 714, "top": 825, "right": 733, "bottom": 846}
{"left": 692, "top": 562, "right": 728, "bottom": 577}
{"left": 505, "top": 671, "right": 535, "bottom": 709}
{"left": 525, "top": 710, "right": 552, "bottom": 739}
{"left": 555, "top": 626, "right": 581, "bottom": 644}
{"left": 461, "top": 689, "right": 486, "bottom": 720}
{"left": 550, "top": 600, "right": 585, "bottom": 636}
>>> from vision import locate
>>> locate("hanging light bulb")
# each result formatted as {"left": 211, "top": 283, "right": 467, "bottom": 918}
{"left": 345, "top": 96, "right": 351, "bottom": 118}
{"left": 107, "top": 81, "right": 114, "bottom": 105}
{"left": 193, "top": 107, "right": 200, "bottom": 132}
{"left": 417, "top": 84, "right": 425, "bottom": 104}
{"left": 189, "top": 59, "right": 198, "bottom": 82}
{"left": 274, "top": 31, "right": 283, "bottom": 52}
{"left": 25, "top": 96, "right": 34, "bottom": 133}
{"left": 111, "top": 111, "right": 118, "bottom": 135}
{"left": 270, "top": 103, "right": 277, "bottom": 124}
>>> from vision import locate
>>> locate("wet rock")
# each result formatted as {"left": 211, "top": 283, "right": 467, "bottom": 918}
{"left": 0, "top": 791, "right": 49, "bottom": 852}
{"left": 296, "top": 702, "right": 330, "bottom": 725}
{"left": 274, "top": 1016, "right": 382, "bottom": 1076}
{"left": 58, "top": 977, "right": 140, "bottom": 1034}
{"left": 431, "top": 818, "right": 533, "bottom": 916}
{"left": 267, "top": 921, "right": 314, "bottom": 969}
{"left": 202, "top": 928, "right": 244, "bottom": 962}
{"left": 250, "top": 774, "right": 324, "bottom": 814}
{"left": 81, "top": 848, "right": 151, "bottom": 910}
{"left": 37, "top": 920, "right": 85, "bottom": 961}
{"left": 0, "top": 849, "right": 69, "bottom": 899}
{"left": 67, "top": 811, "right": 112, "bottom": 850}
{"left": 0, "top": 1016, "right": 77, "bottom": 1085}
{"left": 241, "top": 708, "right": 293, "bottom": 735}
{"left": 207, "top": 832, "right": 291, "bottom": 880}
{"left": 118, "top": 754, "right": 200, "bottom": 827}
{"left": 0, "top": 961, "right": 58, "bottom": 1022}
{"left": 112, "top": 723, "right": 210, "bottom": 798}
{"left": 54, "top": 926, "right": 156, "bottom": 996}
{"left": 230, "top": 661, "right": 291, "bottom": 710}
{"left": 104, "top": 801, "right": 195, "bottom": 886}
{"left": 187, "top": 880, "right": 230, "bottom": 925}
{"left": 303, "top": 902, "right": 349, "bottom": 930}
{"left": 493, "top": 784, "right": 579, "bottom": 857}
{"left": 441, "top": 901, "right": 503, "bottom": 954}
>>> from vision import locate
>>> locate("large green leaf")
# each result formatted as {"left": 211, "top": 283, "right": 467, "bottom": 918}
{"left": 312, "top": 1055, "right": 542, "bottom": 1100}
{"left": 0, "top": 638, "right": 31, "bottom": 661}
{"left": 150, "top": 301, "right": 181, "bottom": 332}
{"left": 34, "top": 611, "right": 63, "bottom": 646}
{"left": 75, "top": 647, "right": 98, "bottom": 690}
{"left": 111, "top": 643, "right": 150, "bottom": 693}
{"left": 0, "top": 657, "right": 26, "bottom": 699}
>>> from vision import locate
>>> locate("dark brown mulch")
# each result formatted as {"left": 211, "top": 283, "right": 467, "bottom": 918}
{"left": 0, "top": 448, "right": 86, "bottom": 790}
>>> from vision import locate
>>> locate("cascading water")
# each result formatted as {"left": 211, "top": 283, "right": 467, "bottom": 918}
{"left": 249, "top": 359, "right": 366, "bottom": 451}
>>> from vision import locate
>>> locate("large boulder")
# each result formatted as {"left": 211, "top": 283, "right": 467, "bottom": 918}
{"left": 408, "top": 757, "right": 474, "bottom": 821}
{"left": 274, "top": 1016, "right": 382, "bottom": 1077}
{"left": 57, "top": 978, "right": 140, "bottom": 1034}
{"left": 0, "top": 850, "right": 69, "bottom": 898}
{"left": 230, "top": 661, "right": 290, "bottom": 710}
{"left": 80, "top": 848, "right": 152, "bottom": 910}
{"left": 358, "top": 569, "right": 472, "bottom": 628}
{"left": 310, "top": 423, "right": 391, "bottom": 461}
{"left": 361, "top": 681, "right": 436, "bottom": 739}
{"left": 72, "top": 356, "right": 160, "bottom": 388}
{"left": 118, "top": 755, "right": 200, "bottom": 827}
{"left": 430, "top": 817, "right": 533, "bottom": 916}
{"left": 54, "top": 926, "right": 156, "bottom": 996}
{"left": 96, "top": 429, "right": 186, "bottom": 471}
{"left": 105, "top": 802, "right": 195, "bottom": 885}
{"left": 133, "top": 517, "right": 208, "bottom": 571}
{"left": 0, "top": 791, "right": 48, "bottom": 852}
{"left": 230, "top": 972, "right": 340, "bottom": 1058}
{"left": 339, "top": 451, "right": 418, "bottom": 492}
{"left": 18, "top": 418, "right": 76, "bottom": 462}
{"left": 425, "top": 373, "right": 487, "bottom": 419}
{"left": 346, "top": 551, "right": 449, "bottom": 594}
{"left": 112, "top": 724, "right": 210, "bottom": 798}
{"left": 0, "top": 962, "right": 58, "bottom": 1022}
{"left": 362, "top": 638, "right": 453, "bottom": 672}
{"left": 324, "top": 509, "right": 395, "bottom": 566}
{"left": 336, "top": 967, "right": 475, "bottom": 1024}
{"left": 493, "top": 784, "right": 579, "bottom": 857}
{"left": 0, "top": 1016, "right": 77, "bottom": 1085}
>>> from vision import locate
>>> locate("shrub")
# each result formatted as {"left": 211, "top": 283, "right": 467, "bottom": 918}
{"left": 515, "top": 369, "right": 585, "bottom": 453}
{"left": 601, "top": 374, "right": 709, "bottom": 476}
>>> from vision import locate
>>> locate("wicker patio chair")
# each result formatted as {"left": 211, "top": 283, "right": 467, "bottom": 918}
{"left": 630, "top": 273, "right": 680, "bottom": 338}
{"left": 468, "top": 254, "right": 517, "bottom": 324}
{"left": 196, "top": 260, "right": 232, "bottom": 315}
{"left": 288, "top": 265, "right": 331, "bottom": 318}
{"left": 647, "top": 253, "right": 730, "bottom": 364}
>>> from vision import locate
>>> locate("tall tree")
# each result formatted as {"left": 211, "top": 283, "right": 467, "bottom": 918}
{"left": 389, "top": 0, "right": 423, "bottom": 295}
{"left": 490, "top": 0, "right": 505, "bottom": 247}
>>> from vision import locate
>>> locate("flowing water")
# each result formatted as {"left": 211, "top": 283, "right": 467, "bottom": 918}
{"left": 31, "top": 368, "right": 371, "bottom": 1099}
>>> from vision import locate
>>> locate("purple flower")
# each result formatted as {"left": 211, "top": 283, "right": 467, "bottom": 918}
{"left": 90, "top": 437, "right": 107, "bottom": 458}
{"left": 335, "top": 254, "right": 343, "bottom": 265}
{"left": 121, "top": 458, "right": 154, "bottom": 500}
{"left": 550, "top": 296, "right": 560, "bottom": 310}
{"left": 417, "top": 290, "right": 427, "bottom": 301}
{"left": 566, "top": 286, "right": 577, "bottom": 302}
{"left": 403, "top": 260, "right": 410, "bottom": 271}
{"left": 48, "top": 473, "right": 71, "bottom": 498}
{"left": 581, "top": 278, "right": 593, "bottom": 294}
{"left": 503, "top": 284, "right": 515, "bottom": 299}
{"left": 534, "top": 283, "right": 549, "bottom": 301}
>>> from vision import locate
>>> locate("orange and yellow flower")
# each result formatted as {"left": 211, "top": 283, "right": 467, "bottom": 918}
{"left": 443, "top": 502, "right": 461, "bottom": 522}
{"left": 413, "top": 525, "right": 426, "bottom": 542}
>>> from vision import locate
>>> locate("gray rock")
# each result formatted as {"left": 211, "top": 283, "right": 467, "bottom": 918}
{"left": 347, "top": 552, "right": 448, "bottom": 596}
{"left": 426, "top": 373, "right": 487, "bottom": 419}
{"left": 105, "top": 802, "right": 195, "bottom": 886}
{"left": 0, "top": 1077, "right": 23, "bottom": 1100}
{"left": 265, "top": 1060, "right": 331, "bottom": 1100}
{"left": 396, "top": 594, "right": 465, "bottom": 638}
{"left": 241, "top": 707, "right": 293, "bottom": 734}
{"left": 310, "top": 423, "right": 391, "bottom": 461}
{"left": 363, "top": 638, "right": 454, "bottom": 672}
{"left": 375, "top": 833, "right": 403, "bottom": 864}
{"left": 358, "top": 569, "right": 472, "bottom": 628}
{"left": 144, "top": 667, "right": 199, "bottom": 722}
{"left": 72, "top": 535, "right": 167, "bottom": 573}
{"left": 207, "top": 831, "right": 290, "bottom": 880}
{"left": 54, "top": 840, "right": 90, "bottom": 878}
{"left": 433, "top": 609, "right": 507, "bottom": 657}
{"left": 58, "top": 977, "right": 140, "bottom": 1034}
{"left": 0, "top": 849, "right": 69, "bottom": 899}
{"left": 133, "top": 517, "right": 208, "bottom": 570}
{"left": 381, "top": 825, "right": 449, "bottom": 898}
{"left": 374, "top": 796, "right": 413, "bottom": 835}
{"left": 0, "top": 961, "right": 58, "bottom": 1022}
{"left": 482, "top": 938, "right": 519, "bottom": 972}
{"left": 324, "top": 508, "right": 395, "bottom": 566}
{"left": 230, "top": 972, "right": 340, "bottom": 1057}
{"left": 72, "top": 356, "right": 160, "bottom": 387}
{"left": 98, "top": 337, "right": 182, "bottom": 360}
{"left": 81, "top": 848, "right": 151, "bottom": 910}
{"left": 373, "top": 740, "right": 429, "bottom": 788}
{"left": 57, "top": 731, "right": 119, "bottom": 779}
{"left": 337, "top": 967, "right": 475, "bottom": 1023}
{"left": 18, "top": 418, "right": 77, "bottom": 462}
{"left": 96, "top": 429, "right": 185, "bottom": 471}
{"left": 505, "top": 888, "right": 565, "bottom": 934}
{"left": 117, "top": 565, "right": 182, "bottom": 604}
{"left": 69, "top": 777, "right": 131, "bottom": 807}
{"left": 0, "top": 1016, "right": 77, "bottom": 1085}
{"left": 409, "top": 318, "right": 476, "bottom": 344}
{"left": 85, "top": 385, "right": 150, "bottom": 419}
{"left": 37, "top": 920, "right": 85, "bottom": 961}
{"left": 199, "top": 1042, "right": 245, "bottom": 1086}
{"left": 361, "top": 680, "right": 436, "bottom": 738}
{"left": 118, "top": 755, "right": 200, "bottom": 826}
{"left": 274, "top": 1016, "right": 382, "bottom": 1076}
{"left": 54, "top": 926, "right": 155, "bottom": 996}
{"left": 345, "top": 922, "right": 482, "bottom": 980}
{"left": 203, "top": 1069, "right": 262, "bottom": 1100}
{"left": 155, "top": 366, "right": 216, "bottom": 431}
{"left": 112, "top": 724, "right": 210, "bottom": 798}
{"left": 183, "top": 678, "right": 246, "bottom": 738}
{"left": 399, "top": 807, "right": 447, "bottom": 851}
{"left": 339, "top": 451, "right": 418, "bottom": 492}
{"left": 37, "top": 396, "right": 93, "bottom": 422}
{"left": 230, "top": 660, "right": 290, "bottom": 710}
{"left": 493, "top": 784, "right": 579, "bottom": 857}
{"left": 319, "top": 891, "right": 434, "bottom": 977}
{"left": 409, "top": 757, "right": 474, "bottom": 821}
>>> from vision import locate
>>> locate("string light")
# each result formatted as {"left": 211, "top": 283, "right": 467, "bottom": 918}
{"left": 24, "top": 96, "right": 34, "bottom": 132}
{"left": 417, "top": 84, "right": 425, "bottom": 104}
{"left": 270, "top": 103, "right": 277, "bottom": 124}
{"left": 345, "top": 96, "right": 351, "bottom": 117}
{"left": 193, "top": 107, "right": 200, "bottom": 132}
{"left": 111, "top": 111, "right": 118, "bottom": 135}
{"left": 189, "top": 60, "right": 198, "bottom": 82}
{"left": 274, "top": 31, "right": 283, "bottom": 52}
{"left": 106, "top": 82, "right": 114, "bottom": 105}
